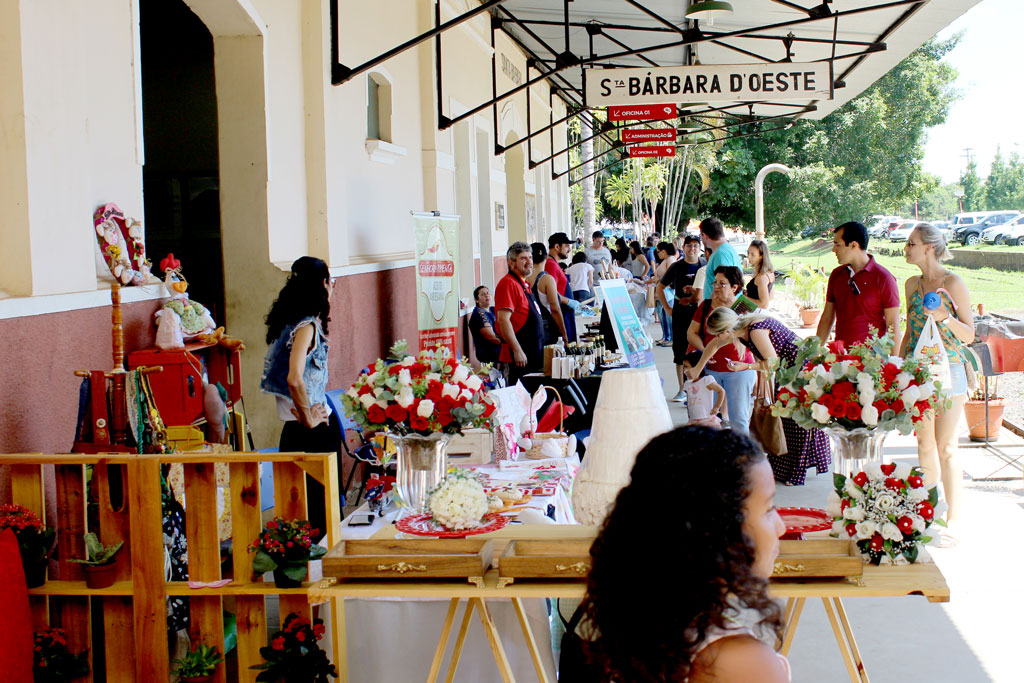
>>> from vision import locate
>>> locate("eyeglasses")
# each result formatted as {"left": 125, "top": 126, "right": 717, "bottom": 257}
{"left": 846, "top": 266, "right": 860, "bottom": 296}
{"left": 712, "top": 281, "right": 733, "bottom": 289}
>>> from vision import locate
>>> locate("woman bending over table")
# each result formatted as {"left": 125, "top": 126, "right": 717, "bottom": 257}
{"left": 580, "top": 426, "right": 789, "bottom": 682}
{"left": 898, "top": 222, "right": 973, "bottom": 539}
{"left": 686, "top": 266, "right": 757, "bottom": 433}
{"left": 691, "top": 307, "right": 831, "bottom": 485}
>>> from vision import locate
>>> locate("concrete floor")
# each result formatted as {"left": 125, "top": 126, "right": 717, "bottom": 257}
{"left": 648, "top": 317, "right": 1023, "bottom": 683}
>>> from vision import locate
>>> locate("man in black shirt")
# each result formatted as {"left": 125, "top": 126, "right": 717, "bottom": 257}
{"left": 657, "top": 235, "right": 706, "bottom": 402}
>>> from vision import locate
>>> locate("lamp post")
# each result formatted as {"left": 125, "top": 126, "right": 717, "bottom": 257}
{"left": 754, "top": 163, "right": 790, "bottom": 240}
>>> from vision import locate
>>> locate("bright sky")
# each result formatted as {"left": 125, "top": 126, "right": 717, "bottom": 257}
{"left": 922, "top": 0, "right": 1024, "bottom": 184}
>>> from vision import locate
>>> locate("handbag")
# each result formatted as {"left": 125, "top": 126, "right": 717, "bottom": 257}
{"left": 749, "top": 371, "right": 787, "bottom": 456}
{"left": 912, "top": 314, "right": 952, "bottom": 389}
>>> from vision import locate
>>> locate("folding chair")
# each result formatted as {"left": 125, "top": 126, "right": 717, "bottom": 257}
{"left": 325, "top": 389, "right": 384, "bottom": 507}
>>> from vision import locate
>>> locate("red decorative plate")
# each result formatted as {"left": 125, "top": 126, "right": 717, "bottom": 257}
{"left": 778, "top": 507, "right": 832, "bottom": 535}
{"left": 395, "top": 512, "right": 509, "bottom": 538}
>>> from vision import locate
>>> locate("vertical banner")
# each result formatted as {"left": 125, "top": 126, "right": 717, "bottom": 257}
{"left": 599, "top": 279, "right": 655, "bottom": 368}
{"left": 413, "top": 212, "right": 460, "bottom": 354}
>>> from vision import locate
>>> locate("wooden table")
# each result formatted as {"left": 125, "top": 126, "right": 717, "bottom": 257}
{"left": 311, "top": 527, "right": 949, "bottom": 683}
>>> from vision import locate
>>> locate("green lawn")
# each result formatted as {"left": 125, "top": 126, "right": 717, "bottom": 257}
{"left": 771, "top": 238, "right": 1023, "bottom": 316}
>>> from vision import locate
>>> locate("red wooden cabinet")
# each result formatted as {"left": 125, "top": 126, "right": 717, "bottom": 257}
{"left": 128, "top": 342, "right": 242, "bottom": 427}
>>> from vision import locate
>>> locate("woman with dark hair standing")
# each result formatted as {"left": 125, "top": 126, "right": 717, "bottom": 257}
{"left": 687, "top": 266, "right": 757, "bottom": 433}
{"left": 580, "top": 426, "right": 788, "bottom": 682}
{"left": 628, "top": 240, "right": 651, "bottom": 279}
{"left": 746, "top": 239, "right": 775, "bottom": 309}
{"left": 261, "top": 256, "right": 337, "bottom": 534}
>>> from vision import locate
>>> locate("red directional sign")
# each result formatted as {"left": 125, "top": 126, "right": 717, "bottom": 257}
{"left": 608, "top": 104, "right": 677, "bottom": 121}
{"left": 621, "top": 128, "right": 676, "bottom": 143}
{"left": 629, "top": 145, "right": 675, "bottom": 158}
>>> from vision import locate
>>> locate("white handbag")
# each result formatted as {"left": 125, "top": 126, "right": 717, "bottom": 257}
{"left": 913, "top": 314, "right": 952, "bottom": 389}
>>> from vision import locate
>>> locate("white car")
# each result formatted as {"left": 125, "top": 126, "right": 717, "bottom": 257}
{"left": 991, "top": 214, "right": 1024, "bottom": 246}
{"left": 888, "top": 221, "right": 918, "bottom": 242}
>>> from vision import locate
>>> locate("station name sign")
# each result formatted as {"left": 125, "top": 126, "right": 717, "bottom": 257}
{"left": 586, "top": 63, "right": 832, "bottom": 106}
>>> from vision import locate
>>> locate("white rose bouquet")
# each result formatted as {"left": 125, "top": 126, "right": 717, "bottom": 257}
{"left": 829, "top": 464, "right": 945, "bottom": 564}
{"left": 427, "top": 471, "right": 490, "bottom": 530}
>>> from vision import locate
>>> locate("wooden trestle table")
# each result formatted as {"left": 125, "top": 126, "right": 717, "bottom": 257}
{"left": 309, "top": 525, "right": 949, "bottom": 683}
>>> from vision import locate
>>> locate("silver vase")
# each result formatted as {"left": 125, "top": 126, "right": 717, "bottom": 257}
{"left": 826, "top": 427, "right": 889, "bottom": 476}
{"left": 392, "top": 432, "right": 450, "bottom": 514}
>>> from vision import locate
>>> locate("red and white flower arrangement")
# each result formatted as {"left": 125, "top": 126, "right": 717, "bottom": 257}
{"left": 341, "top": 340, "right": 495, "bottom": 435}
{"left": 828, "top": 462, "right": 945, "bottom": 564}
{"left": 772, "top": 333, "right": 950, "bottom": 434}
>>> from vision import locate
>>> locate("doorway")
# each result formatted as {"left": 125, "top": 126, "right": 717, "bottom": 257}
{"left": 140, "top": 0, "right": 225, "bottom": 321}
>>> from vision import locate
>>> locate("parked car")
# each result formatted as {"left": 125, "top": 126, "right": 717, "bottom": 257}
{"left": 888, "top": 221, "right": 919, "bottom": 242}
{"left": 989, "top": 214, "right": 1024, "bottom": 246}
{"left": 958, "top": 211, "right": 1021, "bottom": 246}
{"left": 867, "top": 215, "right": 902, "bottom": 238}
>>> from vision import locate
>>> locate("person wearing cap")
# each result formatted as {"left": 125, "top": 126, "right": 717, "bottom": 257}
{"left": 547, "top": 232, "right": 580, "bottom": 342}
{"left": 584, "top": 230, "right": 613, "bottom": 273}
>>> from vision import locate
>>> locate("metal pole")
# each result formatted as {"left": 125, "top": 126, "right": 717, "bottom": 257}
{"left": 755, "top": 164, "right": 791, "bottom": 239}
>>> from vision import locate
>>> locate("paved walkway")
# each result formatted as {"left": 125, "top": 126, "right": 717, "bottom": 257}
{"left": 645, "top": 303, "right": 1023, "bottom": 683}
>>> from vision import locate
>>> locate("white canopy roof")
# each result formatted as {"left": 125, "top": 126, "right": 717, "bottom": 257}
{"left": 498, "top": 0, "right": 981, "bottom": 120}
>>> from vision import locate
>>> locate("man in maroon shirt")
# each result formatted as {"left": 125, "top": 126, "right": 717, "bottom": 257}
{"left": 816, "top": 221, "right": 901, "bottom": 346}
{"left": 546, "top": 232, "right": 579, "bottom": 341}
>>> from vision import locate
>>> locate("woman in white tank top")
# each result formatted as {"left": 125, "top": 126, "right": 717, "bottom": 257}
{"left": 575, "top": 426, "right": 790, "bottom": 682}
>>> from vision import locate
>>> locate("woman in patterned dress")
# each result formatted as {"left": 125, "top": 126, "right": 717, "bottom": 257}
{"left": 702, "top": 308, "right": 831, "bottom": 485}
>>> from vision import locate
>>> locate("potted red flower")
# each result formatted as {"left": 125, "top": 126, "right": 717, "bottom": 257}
{"left": 249, "top": 517, "right": 327, "bottom": 588}
{"left": 0, "top": 503, "right": 56, "bottom": 588}
{"left": 250, "top": 612, "right": 336, "bottom": 682}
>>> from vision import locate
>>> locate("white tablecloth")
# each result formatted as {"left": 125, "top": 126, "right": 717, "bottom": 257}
{"left": 328, "top": 457, "right": 580, "bottom": 681}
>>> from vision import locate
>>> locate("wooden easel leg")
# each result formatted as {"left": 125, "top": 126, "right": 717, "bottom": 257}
{"left": 427, "top": 598, "right": 461, "bottom": 683}
{"left": 444, "top": 598, "right": 478, "bottom": 683}
{"left": 333, "top": 597, "right": 348, "bottom": 683}
{"left": 475, "top": 598, "right": 515, "bottom": 683}
{"left": 832, "top": 598, "right": 869, "bottom": 682}
{"left": 822, "top": 597, "right": 861, "bottom": 683}
{"left": 779, "top": 597, "right": 804, "bottom": 656}
{"left": 511, "top": 598, "right": 551, "bottom": 683}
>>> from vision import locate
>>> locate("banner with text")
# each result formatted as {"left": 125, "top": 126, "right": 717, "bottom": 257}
{"left": 600, "top": 279, "right": 655, "bottom": 369}
{"left": 622, "top": 127, "right": 676, "bottom": 142}
{"left": 414, "top": 212, "right": 460, "bottom": 355}
{"left": 629, "top": 145, "right": 675, "bottom": 158}
{"left": 587, "top": 63, "right": 832, "bottom": 106}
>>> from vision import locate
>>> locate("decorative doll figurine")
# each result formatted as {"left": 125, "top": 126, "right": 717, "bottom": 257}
{"left": 154, "top": 253, "right": 220, "bottom": 350}
{"left": 93, "top": 203, "right": 152, "bottom": 285}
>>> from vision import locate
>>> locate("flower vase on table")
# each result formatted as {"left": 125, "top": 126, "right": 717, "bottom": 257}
{"left": 772, "top": 333, "right": 952, "bottom": 476}
{"left": 340, "top": 340, "right": 496, "bottom": 514}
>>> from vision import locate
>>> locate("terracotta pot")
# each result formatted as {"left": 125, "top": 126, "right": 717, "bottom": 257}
{"left": 799, "top": 308, "right": 822, "bottom": 329}
{"left": 84, "top": 561, "right": 118, "bottom": 589}
{"left": 964, "top": 399, "right": 1004, "bottom": 442}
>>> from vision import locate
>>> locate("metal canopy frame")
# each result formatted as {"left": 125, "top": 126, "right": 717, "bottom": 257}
{"left": 330, "top": 0, "right": 928, "bottom": 173}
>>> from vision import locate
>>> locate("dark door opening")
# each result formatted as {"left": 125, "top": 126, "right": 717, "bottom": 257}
{"left": 141, "top": 0, "right": 224, "bottom": 322}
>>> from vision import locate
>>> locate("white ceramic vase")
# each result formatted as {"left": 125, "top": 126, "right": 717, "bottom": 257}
{"left": 571, "top": 367, "right": 673, "bottom": 525}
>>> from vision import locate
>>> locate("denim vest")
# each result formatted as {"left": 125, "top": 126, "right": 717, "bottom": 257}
{"left": 260, "top": 316, "right": 329, "bottom": 408}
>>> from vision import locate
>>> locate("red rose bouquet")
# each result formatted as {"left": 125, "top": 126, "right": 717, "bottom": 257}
{"left": 828, "top": 462, "right": 944, "bottom": 564}
{"left": 341, "top": 340, "right": 495, "bottom": 435}
{"left": 772, "top": 333, "right": 950, "bottom": 434}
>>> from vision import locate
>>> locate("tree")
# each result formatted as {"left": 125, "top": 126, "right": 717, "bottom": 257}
{"left": 960, "top": 160, "right": 986, "bottom": 212}
{"left": 699, "top": 36, "right": 961, "bottom": 237}
{"left": 983, "top": 148, "right": 1015, "bottom": 210}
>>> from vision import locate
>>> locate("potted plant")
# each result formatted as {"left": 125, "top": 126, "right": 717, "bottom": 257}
{"left": 33, "top": 627, "right": 90, "bottom": 682}
{"left": 172, "top": 643, "right": 224, "bottom": 683}
{"left": 69, "top": 532, "right": 124, "bottom": 589}
{"left": 249, "top": 517, "right": 327, "bottom": 588}
{"left": 963, "top": 376, "right": 1003, "bottom": 442}
{"left": 251, "top": 612, "right": 336, "bottom": 682}
{"left": 787, "top": 263, "right": 829, "bottom": 328}
{"left": 0, "top": 503, "right": 56, "bottom": 588}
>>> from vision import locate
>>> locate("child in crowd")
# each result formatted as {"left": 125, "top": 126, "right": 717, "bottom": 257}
{"left": 681, "top": 351, "right": 726, "bottom": 429}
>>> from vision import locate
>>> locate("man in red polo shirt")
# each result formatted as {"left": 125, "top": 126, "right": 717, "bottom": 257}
{"left": 816, "top": 221, "right": 901, "bottom": 346}
{"left": 495, "top": 241, "right": 544, "bottom": 384}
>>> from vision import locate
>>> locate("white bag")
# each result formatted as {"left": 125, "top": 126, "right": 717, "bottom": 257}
{"left": 913, "top": 314, "right": 951, "bottom": 389}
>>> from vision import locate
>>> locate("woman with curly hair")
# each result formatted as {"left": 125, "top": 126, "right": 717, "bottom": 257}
{"left": 261, "top": 256, "right": 337, "bottom": 534}
{"left": 579, "top": 427, "right": 788, "bottom": 682}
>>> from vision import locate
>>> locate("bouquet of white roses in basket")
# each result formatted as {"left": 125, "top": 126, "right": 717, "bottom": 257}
{"left": 829, "top": 462, "right": 945, "bottom": 565}
{"left": 341, "top": 340, "right": 495, "bottom": 436}
{"left": 771, "top": 332, "right": 950, "bottom": 434}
